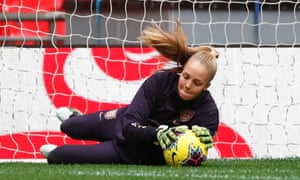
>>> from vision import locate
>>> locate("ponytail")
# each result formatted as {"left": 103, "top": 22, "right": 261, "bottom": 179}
{"left": 140, "top": 21, "right": 218, "bottom": 80}
{"left": 139, "top": 21, "right": 190, "bottom": 66}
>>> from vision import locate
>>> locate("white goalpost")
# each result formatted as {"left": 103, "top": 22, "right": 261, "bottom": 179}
{"left": 0, "top": 0, "right": 300, "bottom": 161}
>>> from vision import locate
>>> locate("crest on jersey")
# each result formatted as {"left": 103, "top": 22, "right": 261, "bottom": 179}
{"left": 173, "top": 109, "right": 195, "bottom": 125}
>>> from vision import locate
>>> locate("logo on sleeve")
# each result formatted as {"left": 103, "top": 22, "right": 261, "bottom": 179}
{"left": 103, "top": 109, "right": 118, "bottom": 120}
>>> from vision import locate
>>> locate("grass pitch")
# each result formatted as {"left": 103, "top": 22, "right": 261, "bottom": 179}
{"left": 0, "top": 158, "right": 299, "bottom": 180}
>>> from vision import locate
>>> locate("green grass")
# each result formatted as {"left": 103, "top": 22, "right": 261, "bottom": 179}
{"left": 0, "top": 159, "right": 300, "bottom": 180}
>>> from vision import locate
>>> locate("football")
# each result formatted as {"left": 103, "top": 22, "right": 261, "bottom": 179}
{"left": 163, "top": 129, "right": 208, "bottom": 166}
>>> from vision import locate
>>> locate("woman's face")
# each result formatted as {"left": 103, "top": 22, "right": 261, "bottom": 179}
{"left": 177, "top": 57, "right": 211, "bottom": 101}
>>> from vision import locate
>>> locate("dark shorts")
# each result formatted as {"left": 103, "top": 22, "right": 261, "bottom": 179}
{"left": 48, "top": 110, "right": 127, "bottom": 164}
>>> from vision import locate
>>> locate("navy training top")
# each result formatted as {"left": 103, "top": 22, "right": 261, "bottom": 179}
{"left": 114, "top": 71, "right": 219, "bottom": 164}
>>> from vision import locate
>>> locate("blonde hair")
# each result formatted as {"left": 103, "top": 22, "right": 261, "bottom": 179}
{"left": 139, "top": 21, "right": 219, "bottom": 81}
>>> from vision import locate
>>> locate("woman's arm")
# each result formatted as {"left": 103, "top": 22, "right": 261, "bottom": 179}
{"left": 122, "top": 122, "right": 158, "bottom": 143}
{"left": 121, "top": 72, "right": 164, "bottom": 143}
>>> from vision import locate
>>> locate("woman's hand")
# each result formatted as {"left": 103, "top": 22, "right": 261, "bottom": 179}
{"left": 156, "top": 125, "right": 188, "bottom": 150}
{"left": 191, "top": 125, "right": 213, "bottom": 149}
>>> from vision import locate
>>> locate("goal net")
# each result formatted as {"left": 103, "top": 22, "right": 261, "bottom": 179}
{"left": 0, "top": 0, "right": 300, "bottom": 161}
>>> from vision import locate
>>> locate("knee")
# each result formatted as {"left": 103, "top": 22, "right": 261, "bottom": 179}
{"left": 60, "top": 117, "right": 84, "bottom": 139}
{"left": 60, "top": 118, "right": 77, "bottom": 137}
{"left": 60, "top": 119, "right": 70, "bottom": 134}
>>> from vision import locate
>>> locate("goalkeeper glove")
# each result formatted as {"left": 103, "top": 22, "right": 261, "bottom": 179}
{"left": 191, "top": 125, "right": 213, "bottom": 149}
{"left": 156, "top": 125, "right": 188, "bottom": 150}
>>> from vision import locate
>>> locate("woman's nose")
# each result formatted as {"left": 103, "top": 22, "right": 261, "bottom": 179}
{"left": 185, "top": 81, "right": 192, "bottom": 89}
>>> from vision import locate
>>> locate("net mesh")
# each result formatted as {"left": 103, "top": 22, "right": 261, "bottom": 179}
{"left": 0, "top": 0, "right": 300, "bottom": 160}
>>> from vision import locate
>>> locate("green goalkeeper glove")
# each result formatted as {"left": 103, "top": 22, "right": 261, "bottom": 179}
{"left": 156, "top": 125, "right": 188, "bottom": 150}
{"left": 191, "top": 125, "right": 213, "bottom": 149}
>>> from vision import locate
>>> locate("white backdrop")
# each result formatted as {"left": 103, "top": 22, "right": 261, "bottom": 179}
{"left": 0, "top": 47, "right": 300, "bottom": 159}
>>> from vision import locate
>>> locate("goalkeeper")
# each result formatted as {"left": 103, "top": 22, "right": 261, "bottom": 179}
{"left": 40, "top": 21, "right": 219, "bottom": 165}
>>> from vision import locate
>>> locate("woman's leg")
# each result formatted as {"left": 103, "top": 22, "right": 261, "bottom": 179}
{"left": 47, "top": 141, "right": 125, "bottom": 164}
{"left": 61, "top": 110, "right": 118, "bottom": 141}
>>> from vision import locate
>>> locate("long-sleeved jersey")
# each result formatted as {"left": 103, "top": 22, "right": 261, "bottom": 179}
{"left": 113, "top": 71, "right": 219, "bottom": 164}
